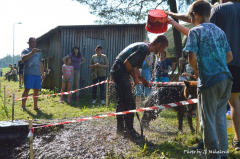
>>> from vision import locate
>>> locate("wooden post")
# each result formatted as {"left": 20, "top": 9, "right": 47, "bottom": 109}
{"left": 29, "top": 119, "right": 34, "bottom": 159}
{"left": 196, "top": 103, "right": 200, "bottom": 136}
{"left": 106, "top": 77, "right": 109, "bottom": 105}
{"left": 12, "top": 94, "right": 15, "bottom": 122}
{"left": 4, "top": 86, "right": 6, "bottom": 109}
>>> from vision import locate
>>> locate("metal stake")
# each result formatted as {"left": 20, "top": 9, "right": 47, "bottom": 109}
{"left": 12, "top": 94, "right": 15, "bottom": 122}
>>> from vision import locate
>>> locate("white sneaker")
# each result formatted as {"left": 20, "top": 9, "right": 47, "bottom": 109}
{"left": 101, "top": 100, "right": 105, "bottom": 104}
{"left": 92, "top": 99, "right": 96, "bottom": 104}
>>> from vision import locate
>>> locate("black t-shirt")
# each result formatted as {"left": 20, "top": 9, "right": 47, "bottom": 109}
{"left": 18, "top": 60, "right": 25, "bottom": 72}
{"left": 116, "top": 42, "right": 150, "bottom": 68}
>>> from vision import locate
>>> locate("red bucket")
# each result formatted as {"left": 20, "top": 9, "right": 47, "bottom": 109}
{"left": 145, "top": 9, "right": 168, "bottom": 34}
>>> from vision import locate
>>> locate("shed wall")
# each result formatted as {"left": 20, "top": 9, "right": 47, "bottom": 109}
{"left": 38, "top": 25, "right": 146, "bottom": 93}
{"left": 37, "top": 31, "right": 62, "bottom": 88}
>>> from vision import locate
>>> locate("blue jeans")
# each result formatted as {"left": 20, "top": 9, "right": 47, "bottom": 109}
{"left": 198, "top": 79, "right": 232, "bottom": 159}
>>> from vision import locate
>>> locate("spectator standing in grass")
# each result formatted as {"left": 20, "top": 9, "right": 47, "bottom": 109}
{"left": 135, "top": 53, "right": 153, "bottom": 109}
{"left": 171, "top": 1, "right": 233, "bottom": 158}
{"left": 59, "top": 56, "right": 74, "bottom": 103}
{"left": 89, "top": 45, "right": 109, "bottom": 104}
{"left": 166, "top": 0, "right": 240, "bottom": 152}
{"left": 17, "top": 59, "right": 24, "bottom": 88}
{"left": 21, "top": 37, "right": 45, "bottom": 111}
{"left": 62, "top": 46, "right": 85, "bottom": 101}
{"left": 210, "top": 0, "right": 240, "bottom": 151}
{"left": 152, "top": 51, "right": 175, "bottom": 82}
{"left": 0, "top": 69, "right": 2, "bottom": 77}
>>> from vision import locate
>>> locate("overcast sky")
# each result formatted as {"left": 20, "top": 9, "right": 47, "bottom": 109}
{"left": 0, "top": 0, "right": 97, "bottom": 59}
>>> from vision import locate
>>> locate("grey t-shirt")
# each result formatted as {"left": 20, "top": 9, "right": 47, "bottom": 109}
{"left": 21, "top": 48, "right": 42, "bottom": 76}
{"left": 210, "top": 2, "right": 240, "bottom": 67}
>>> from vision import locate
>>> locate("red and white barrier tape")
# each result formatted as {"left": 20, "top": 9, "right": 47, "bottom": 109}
{"left": 107, "top": 81, "right": 184, "bottom": 86}
{"left": 31, "top": 98, "right": 198, "bottom": 130}
{"left": 6, "top": 90, "right": 13, "bottom": 97}
{"left": 28, "top": 128, "right": 34, "bottom": 138}
{"left": 16, "top": 81, "right": 185, "bottom": 101}
{"left": 149, "top": 81, "right": 184, "bottom": 85}
{"left": 15, "top": 80, "right": 107, "bottom": 101}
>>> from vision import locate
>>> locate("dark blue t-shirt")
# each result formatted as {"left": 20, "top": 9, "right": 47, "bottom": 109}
{"left": 154, "top": 58, "right": 173, "bottom": 77}
{"left": 210, "top": 2, "right": 240, "bottom": 67}
{"left": 184, "top": 23, "right": 232, "bottom": 91}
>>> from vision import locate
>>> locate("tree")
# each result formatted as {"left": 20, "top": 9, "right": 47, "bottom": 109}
{"left": 168, "top": 0, "right": 183, "bottom": 73}
{"left": 0, "top": 54, "right": 20, "bottom": 68}
{"left": 77, "top": 0, "right": 199, "bottom": 24}
{"left": 77, "top": 0, "right": 217, "bottom": 73}
{"left": 77, "top": 0, "right": 218, "bottom": 24}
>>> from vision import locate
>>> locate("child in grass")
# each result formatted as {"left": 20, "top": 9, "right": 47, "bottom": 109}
{"left": 169, "top": 0, "right": 233, "bottom": 158}
{"left": 60, "top": 57, "right": 74, "bottom": 103}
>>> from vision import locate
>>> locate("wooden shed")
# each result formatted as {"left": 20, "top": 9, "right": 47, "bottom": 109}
{"left": 36, "top": 24, "right": 147, "bottom": 93}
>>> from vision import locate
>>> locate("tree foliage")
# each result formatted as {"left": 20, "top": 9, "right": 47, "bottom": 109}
{"left": 0, "top": 54, "right": 20, "bottom": 68}
{"left": 77, "top": 0, "right": 198, "bottom": 24}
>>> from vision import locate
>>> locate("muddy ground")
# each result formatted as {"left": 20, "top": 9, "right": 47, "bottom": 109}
{"left": 2, "top": 117, "right": 147, "bottom": 159}
{"left": 1, "top": 112, "right": 186, "bottom": 159}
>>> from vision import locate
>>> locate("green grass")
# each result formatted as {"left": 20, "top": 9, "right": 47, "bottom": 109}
{"left": 0, "top": 67, "right": 10, "bottom": 75}
{"left": 120, "top": 109, "right": 240, "bottom": 159}
{"left": 0, "top": 76, "right": 240, "bottom": 158}
{"left": 0, "top": 76, "right": 115, "bottom": 121}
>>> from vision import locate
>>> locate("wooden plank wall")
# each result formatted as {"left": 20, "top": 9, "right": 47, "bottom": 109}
{"left": 40, "top": 25, "right": 146, "bottom": 92}
{"left": 37, "top": 31, "right": 61, "bottom": 89}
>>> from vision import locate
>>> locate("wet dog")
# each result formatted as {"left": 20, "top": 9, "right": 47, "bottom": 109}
{"left": 141, "top": 81, "right": 198, "bottom": 132}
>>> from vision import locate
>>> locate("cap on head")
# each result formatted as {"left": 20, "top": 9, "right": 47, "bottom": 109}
{"left": 28, "top": 37, "right": 36, "bottom": 42}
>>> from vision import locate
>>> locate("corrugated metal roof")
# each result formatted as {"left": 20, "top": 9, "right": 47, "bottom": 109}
{"left": 36, "top": 24, "right": 145, "bottom": 41}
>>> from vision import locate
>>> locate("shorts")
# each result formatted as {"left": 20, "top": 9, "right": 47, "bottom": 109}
{"left": 228, "top": 65, "right": 240, "bottom": 93}
{"left": 19, "top": 71, "right": 23, "bottom": 75}
{"left": 135, "top": 84, "right": 152, "bottom": 97}
{"left": 62, "top": 78, "right": 72, "bottom": 83}
{"left": 154, "top": 77, "right": 169, "bottom": 82}
{"left": 24, "top": 75, "right": 41, "bottom": 89}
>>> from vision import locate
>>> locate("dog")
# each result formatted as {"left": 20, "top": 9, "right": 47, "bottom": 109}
{"left": 141, "top": 81, "right": 198, "bottom": 132}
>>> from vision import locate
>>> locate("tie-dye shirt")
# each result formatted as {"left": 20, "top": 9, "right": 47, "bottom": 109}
{"left": 184, "top": 23, "right": 232, "bottom": 90}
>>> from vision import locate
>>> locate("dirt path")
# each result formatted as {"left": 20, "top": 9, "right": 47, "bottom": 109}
{"left": 11, "top": 117, "right": 144, "bottom": 159}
